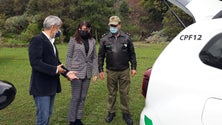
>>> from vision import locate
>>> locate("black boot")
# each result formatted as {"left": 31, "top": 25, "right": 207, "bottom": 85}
{"left": 105, "top": 112, "right": 116, "bottom": 123}
{"left": 69, "top": 121, "right": 76, "bottom": 125}
{"left": 122, "top": 113, "right": 133, "bottom": 125}
{"left": 75, "top": 119, "right": 84, "bottom": 125}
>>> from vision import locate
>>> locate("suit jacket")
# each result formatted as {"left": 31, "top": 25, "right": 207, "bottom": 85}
{"left": 28, "top": 33, "right": 62, "bottom": 96}
{"left": 66, "top": 37, "right": 98, "bottom": 79}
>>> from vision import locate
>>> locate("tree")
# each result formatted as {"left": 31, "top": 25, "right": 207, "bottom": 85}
{"left": 140, "top": 0, "right": 168, "bottom": 36}
{"left": 162, "top": 4, "right": 193, "bottom": 40}
{"left": 61, "top": 0, "right": 115, "bottom": 41}
{"left": 13, "top": 0, "right": 29, "bottom": 15}
{"left": 0, "top": 0, "right": 15, "bottom": 18}
{"left": 119, "top": 1, "right": 130, "bottom": 21}
{"left": 1, "top": 0, "right": 141, "bottom": 43}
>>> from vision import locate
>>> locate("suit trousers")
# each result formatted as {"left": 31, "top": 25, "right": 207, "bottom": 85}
{"left": 106, "top": 68, "right": 130, "bottom": 113}
{"left": 68, "top": 79, "right": 90, "bottom": 122}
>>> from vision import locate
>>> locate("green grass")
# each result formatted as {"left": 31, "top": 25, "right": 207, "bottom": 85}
{"left": 0, "top": 42, "right": 167, "bottom": 125}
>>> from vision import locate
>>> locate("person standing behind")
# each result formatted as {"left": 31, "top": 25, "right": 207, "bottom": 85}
{"left": 28, "top": 15, "right": 78, "bottom": 125}
{"left": 98, "top": 16, "right": 137, "bottom": 125}
{"left": 66, "top": 21, "right": 98, "bottom": 125}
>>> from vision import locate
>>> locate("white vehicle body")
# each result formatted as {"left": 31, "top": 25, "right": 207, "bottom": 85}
{"left": 140, "top": 0, "right": 222, "bottom": 125}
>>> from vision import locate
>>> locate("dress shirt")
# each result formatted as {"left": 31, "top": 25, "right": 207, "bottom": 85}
{"left": 42, "top": 31, "right": 56, "bottom": 55}
{"left": 42, "top": 31, "right": 58, "bottom": 74}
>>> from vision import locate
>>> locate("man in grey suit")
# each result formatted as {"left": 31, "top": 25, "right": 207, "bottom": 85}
{"left": 28, "top": 15, "right": 77, "bottom": 125}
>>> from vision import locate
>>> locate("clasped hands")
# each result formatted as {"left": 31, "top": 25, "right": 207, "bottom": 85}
{"left": 57, "top": 64, "right": 79, "bottom": 81}
{"left": 66, "top": 71, "right": 78, "bottom": 81}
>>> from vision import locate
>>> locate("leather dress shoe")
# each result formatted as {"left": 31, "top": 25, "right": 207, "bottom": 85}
{"left": 122, "top": 113, "right": 133, "bottom": 125}
{"left": 105, "top": 112, "right": 116, "bottom": 123}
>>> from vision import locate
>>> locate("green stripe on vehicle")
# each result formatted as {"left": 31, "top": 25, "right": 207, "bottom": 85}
{"left": 144, "top": 115, "right": 153, "bottom": 125}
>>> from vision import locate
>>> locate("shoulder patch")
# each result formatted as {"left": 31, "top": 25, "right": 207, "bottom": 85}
{"left": 125, "top": 32, "right": 132, "bottom": 40}
{"left": 126, "top": 32, "right": 132, "bottom": 37}
{"left": 102, "top": 33, "right": 108, "bottom": 38}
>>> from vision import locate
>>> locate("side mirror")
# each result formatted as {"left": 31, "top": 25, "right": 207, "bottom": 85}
{"left": 0, "top": 80, "right": 16, "bottom": 110}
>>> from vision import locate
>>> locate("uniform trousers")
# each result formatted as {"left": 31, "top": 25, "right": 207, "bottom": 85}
{"left": 106, "top": 68, "right": 131, "bottom": 113}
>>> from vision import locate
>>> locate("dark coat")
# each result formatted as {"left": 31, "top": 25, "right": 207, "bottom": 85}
{"left": 98, "top": 31, "right": 137, "bottom": 72}
{"left": 28, "top": 33, "right": 62, "bottom": 96}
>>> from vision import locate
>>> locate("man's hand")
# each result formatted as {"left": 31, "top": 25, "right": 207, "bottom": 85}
{"left": 131, "top": 70, "right": 136, "bottom": 76}
{"left": 57, "top": 64, "right": 66, "bottom": 74}
{"left": 67, "top": 71, "right": 79, "bottom": 81}
{"left": 99, "top": 72, "right": 105, "bottom": 80}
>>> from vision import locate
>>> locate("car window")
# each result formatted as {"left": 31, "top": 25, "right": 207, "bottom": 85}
{"left": 199, "top": 33, "right": 222, "bottom": 69}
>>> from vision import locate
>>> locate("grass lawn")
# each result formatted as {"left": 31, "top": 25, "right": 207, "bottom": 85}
{"left": 0, "top": 42, "right": 167, "bottom": 125}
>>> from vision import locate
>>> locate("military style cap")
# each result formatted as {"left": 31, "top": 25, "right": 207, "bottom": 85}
{"left": 108, "top": 16, "right": 121, "bottom": 25}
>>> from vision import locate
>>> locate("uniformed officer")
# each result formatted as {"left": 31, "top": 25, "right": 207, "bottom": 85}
{"left": 98, "top": 15, "right": 137, "bottom": 125}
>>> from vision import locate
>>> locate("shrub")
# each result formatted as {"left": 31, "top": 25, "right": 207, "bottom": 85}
{"left": 145, "top": 30, "right": 169, "bottom": 43}
{"left": 19, "top": 23, "right": 40, "bottom": 43}
{"left": 4, "top": 15, "right": 29, "bottom": 34}
{"left": 0, "top": 14, "right": 6, "bottom": 29}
